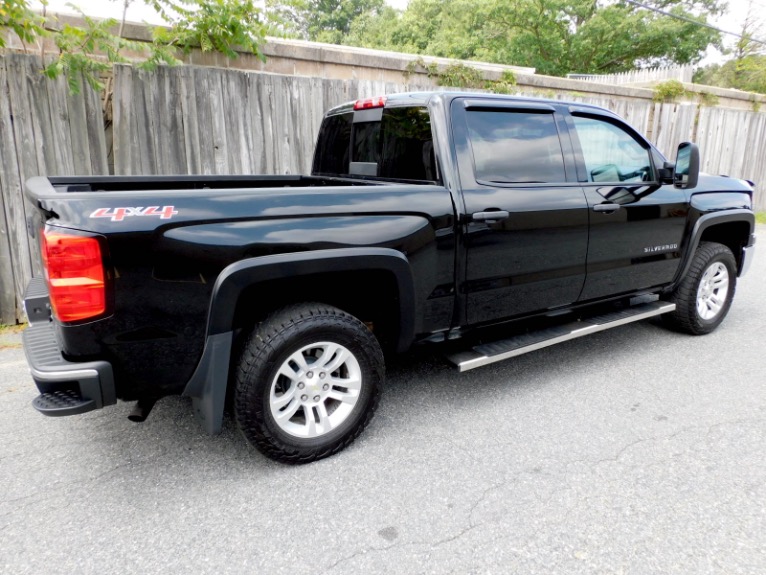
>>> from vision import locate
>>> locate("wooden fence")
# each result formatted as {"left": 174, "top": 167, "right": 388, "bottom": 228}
{"left": 112, "top": 65, "right": 427, "bottom": 176}
{"left": 0, "top": 55, "right": 107, "bottom": 324}
{"left": 0, "top": 54, "right": 764, "bottom": 324}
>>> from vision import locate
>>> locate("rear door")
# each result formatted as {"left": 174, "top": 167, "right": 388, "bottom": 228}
{"left": 452, "top": 98, "right": 589, "bottom": 325}
{"left": 566, "top": 109, "right": 688, "bottom": 301}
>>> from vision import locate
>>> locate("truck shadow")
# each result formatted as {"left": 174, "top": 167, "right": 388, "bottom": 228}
{"left": 76, "top": 317, "right": 682, "bottom": 471}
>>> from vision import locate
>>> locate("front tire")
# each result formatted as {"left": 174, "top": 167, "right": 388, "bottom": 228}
{"left": 235, "top": 303, "right": 384, "bottom": 463}
{"left": 663, "top": 241, "right": 737, "bottom": 335}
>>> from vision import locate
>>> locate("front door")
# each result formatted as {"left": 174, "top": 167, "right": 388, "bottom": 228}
{"left": 567, "top": 112, "right": 688, "bottom": 301}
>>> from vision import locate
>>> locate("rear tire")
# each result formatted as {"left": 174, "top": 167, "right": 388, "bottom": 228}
{"left": 663, "top": 241, "right": 737, "bottom": 335}
{"left": 235, "top": 303, "right": 384, "bottom": 463}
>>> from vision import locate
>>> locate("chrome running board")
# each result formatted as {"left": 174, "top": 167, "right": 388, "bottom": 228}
{"left": 446, "top": 301, "right": 676, "bottom": 372}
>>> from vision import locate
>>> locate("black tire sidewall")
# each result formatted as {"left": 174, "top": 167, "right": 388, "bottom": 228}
{"left": 683, "top": 244, "right": 737, "bottom": 333}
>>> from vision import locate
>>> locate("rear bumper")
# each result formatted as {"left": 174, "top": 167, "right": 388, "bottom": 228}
{"left": 22, "top": 281, "right": 116, "bottom": 417}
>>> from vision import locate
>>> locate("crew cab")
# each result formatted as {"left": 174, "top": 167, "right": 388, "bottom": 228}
{"left": 22, "top": 92, "right": 756, "bottom": 463}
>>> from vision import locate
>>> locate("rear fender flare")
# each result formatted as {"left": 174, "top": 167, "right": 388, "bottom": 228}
{"left": 183, "top": 248, "right": 415, "bottom": 435}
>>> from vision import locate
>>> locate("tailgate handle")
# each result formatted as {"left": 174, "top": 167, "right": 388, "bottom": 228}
{"left": 472, "top": 210, "right": 510, "bottom": 223}
{"left": 593, "top": 203, "right": 621, "bottom": 213}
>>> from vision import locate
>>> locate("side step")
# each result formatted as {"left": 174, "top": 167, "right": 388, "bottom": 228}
{"left": 446, "top": 301, "right": 675, "bottom": 372}
{"left": 32, "top": 391, "right": 96, "bottom": 417}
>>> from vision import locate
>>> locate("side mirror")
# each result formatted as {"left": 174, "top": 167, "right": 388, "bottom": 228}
{"left": 674, "top": 142, "right": 700, "bottom": 189}
{"left": 658, "top": 161, "right": 675, "bottom": 185}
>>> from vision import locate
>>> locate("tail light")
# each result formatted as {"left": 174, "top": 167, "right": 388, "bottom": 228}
{"left": 353, "top": 96, "right": 386, "bottom": 110}
{"left": 41, "top": 229, "right": 106, "bottom": 323}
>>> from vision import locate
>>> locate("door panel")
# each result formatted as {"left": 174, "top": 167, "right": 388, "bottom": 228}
{"left": 463, "top": 186, "right": 589, "bottom": 324}
{"left": 451, "top": 100, "right": 589, "bottom": 325}
{"left": 581, "top": 184, "right": 687, "bottom": 300}
{"left": 568, "top": 113, "right": 688, "bottom": 301}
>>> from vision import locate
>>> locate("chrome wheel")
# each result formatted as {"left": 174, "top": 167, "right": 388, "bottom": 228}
{"left": 696, "top": 261, "right": 729, "bottom": 320}
{"left": 269, "top": 341, "right": 362, "bottom": 438}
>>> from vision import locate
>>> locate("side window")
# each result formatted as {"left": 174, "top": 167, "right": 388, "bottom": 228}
{"left": 465, "top": 110, "right": 566, "bottom": 184}
{"left": 312, "top": 112, "right": 352, "bottom": 176}
{"left": 572, "top": 116, "right": 654, "bottom": 183}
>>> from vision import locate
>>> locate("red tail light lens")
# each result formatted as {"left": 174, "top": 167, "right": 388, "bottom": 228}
{"left": 41, "top": 230, "right": 106, "bottom": 322}
{"left": 353, "top": 96, "right": 387, "bottom": 110}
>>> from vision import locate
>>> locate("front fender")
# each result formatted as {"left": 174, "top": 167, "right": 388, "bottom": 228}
{"left": 672, "top": 209, "right": 755, "bottom": 287}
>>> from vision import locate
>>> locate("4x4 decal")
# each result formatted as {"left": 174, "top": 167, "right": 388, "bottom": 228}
{"left": 90, "top": 206, "right": 178, "bottom": 222}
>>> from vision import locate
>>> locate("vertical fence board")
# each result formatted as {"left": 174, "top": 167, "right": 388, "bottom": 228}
{"left": 178, "top": 66, "right": 201, "bottom": 174}
{"left": 113, "top": 66, "right": 134, "bottom": 175}
{"left": 194, "top": 68, "right": 216, "bottom": 175}
{"left": 222, "top": 69, "right": 245, "bottom": 174}
{"left": 0, "top": 60, "right": 21, "bottom": 323}
{"left": 4, "top": 57, "right": 37, "bottom": 310}
{"left": 84, "top": 79, "right": 108, "bottom": 175}
{"left": 247, "top": 73, "right": 268, "bottom": 174}
{"left": 65, "top": 75, "right": 92, "bottom": 174}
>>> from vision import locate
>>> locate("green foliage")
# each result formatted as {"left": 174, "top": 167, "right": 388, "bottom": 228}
{"left": 0, "top": 0, "right": 42, "bottom": 45}
{"left": 653, "top": 79, "right": 687, "bottom": 102}
{"left": 756, "top": 212, "right": 766, "bottom": 225}
{"left": 0, "top": 0, "right": 45, "bottom": 49}
{"left": 154, "top": 0, "right": 268, "bottom": 61}
{"left": 1, "top": 0, "right": 271, "bottom": 93}
{"left": 696, "top": 91, "right": 719, "bottom": 107}
{"left": 41, "top": 10, "right": 179, "bottom": 93}
{"left": 438, "top": 63, "right": 484, "bottom": 88}
{"left": 405, "top": 57, "right": 516, "bottom": 93}
{"left": 342, "top": 0, "right": 723, "bottom": 77}
{"left": 695, "top": 56, "right": 766, "bottom": 96}
{"left": 693, "top": 9, "right": 766, "bottom": 96}
{"left": 492, "top": 70, "right": 517, "bottom": 94}
{"left": 268, "top": 0, "right": 384, "bottom": 44}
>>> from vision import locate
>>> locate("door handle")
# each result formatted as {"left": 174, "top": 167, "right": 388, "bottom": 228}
{"left": 593, "top": 203, "right": 621, "bottom": 213}
{"left": 472, "top": 210, "right": 510, "bottom": 223}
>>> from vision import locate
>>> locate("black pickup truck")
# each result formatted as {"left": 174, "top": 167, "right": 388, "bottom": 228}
{"left": 23, "top": 91, "right": 756, "bottom": 463}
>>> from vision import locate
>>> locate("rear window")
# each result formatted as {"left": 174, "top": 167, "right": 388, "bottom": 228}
{"left": 313, "top": 112, "right": 353, "bottom": 176}
{"left": 312, "top": 106, "right": 437, "bottom": 182}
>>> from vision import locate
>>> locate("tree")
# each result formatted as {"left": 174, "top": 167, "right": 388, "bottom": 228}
{"left": 1, "top": 0, "right": 271, "bottom": 92}
{"left": 0, "top": 0, "right": 45, "bottom": 50}
{"left": 343, "top": 0, "right": 724, "bottom": 77}
{"left": 694, "top": 2, "right": 766, "bottom": 95}
{"left": 152, "top": 0, "right": 268, "bottom": 60}
{"left": 268, "top": 0, "right": 385, "bottom": 44}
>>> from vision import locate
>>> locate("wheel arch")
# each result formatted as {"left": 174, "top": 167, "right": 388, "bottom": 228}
{"left": 672, "top": 209, "right": 755, "bottom": 288}
{"left": 182, "top": 248, "right": 415, "bottom": 435}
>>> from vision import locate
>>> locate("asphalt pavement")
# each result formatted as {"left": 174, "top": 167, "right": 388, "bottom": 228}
{"left": 1, "top": 228, "right": 764, "bottom": 575}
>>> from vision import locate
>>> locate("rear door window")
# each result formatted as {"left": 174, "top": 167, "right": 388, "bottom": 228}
{"left": 465, "top": 110, "right": 567, "bottom": 184}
